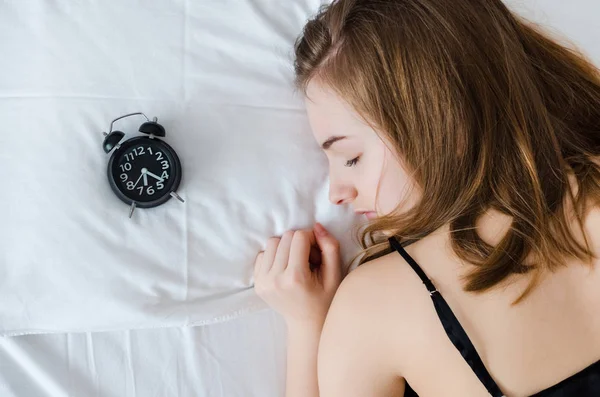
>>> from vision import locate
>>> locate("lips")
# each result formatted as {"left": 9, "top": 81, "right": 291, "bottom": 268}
{"left": 356, "top": 211, "right": 378, "bottom": 219}
{"left": 364, "top": 212, "right": 377, "bottom": 220}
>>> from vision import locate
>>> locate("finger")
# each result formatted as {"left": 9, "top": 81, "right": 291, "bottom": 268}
{"left": 308, "top": 245, "right": 322, "bottom": 269}
{"left": 287, "top": 230, "right": 316, "bottom": 276}
{"left": 262, "top": 237, "right": 280, "bottom": 274}
{"left": 271, "top": 230, "right": 295, "bottom": 272}
{"left": 253, "top": 251, "right": 264, "bottom": 279}
{"left": 313, "top": 222, "right": 342, "bottom": 287}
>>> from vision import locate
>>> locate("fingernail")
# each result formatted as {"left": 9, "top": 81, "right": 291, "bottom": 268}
{"left": 315, "top": 222, "right": 327, "bottom": 236}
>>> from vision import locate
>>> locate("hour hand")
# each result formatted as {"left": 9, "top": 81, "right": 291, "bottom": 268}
{"left": 145, "top": 170, "right": 164, "bottom": 182}
{"left": 143, "top": 172, "right": 148, "bottom": 186}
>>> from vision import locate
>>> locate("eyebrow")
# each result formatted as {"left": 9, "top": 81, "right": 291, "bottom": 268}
{"left": 321, "top": 135, "right": 347, "bottom": 150}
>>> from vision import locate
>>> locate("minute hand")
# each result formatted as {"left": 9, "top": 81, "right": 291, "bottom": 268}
{"left": 146, "top": 170, "right": 165, "bottom": 182}
{"left": 132, "top": 172, "right": 144, "bottom": 188}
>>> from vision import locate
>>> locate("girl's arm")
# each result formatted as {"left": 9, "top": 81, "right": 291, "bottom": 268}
{"left": 253, "top": 223, "right": 343, "bottom": 397}
{"left": 285, "top": 321, "right": 323, "bottom": 397}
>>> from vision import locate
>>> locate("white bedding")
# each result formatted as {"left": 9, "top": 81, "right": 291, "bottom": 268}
{"left": 2, "top": 1, "right": 600, "bottom": 397}
{"left": 0, "top": 309, "right": 287, "bottom": 397}
{"left": 0, "top": 0, "right": 361, "bottom": 336}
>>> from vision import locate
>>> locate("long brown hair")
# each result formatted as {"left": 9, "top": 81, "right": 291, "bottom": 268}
{"left": 294, "top": 0, "right": 600, "bottom": 301}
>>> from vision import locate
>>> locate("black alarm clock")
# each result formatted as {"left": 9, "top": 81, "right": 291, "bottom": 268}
{"left": 102, "top": 112, "right": 184, "bottom": 218}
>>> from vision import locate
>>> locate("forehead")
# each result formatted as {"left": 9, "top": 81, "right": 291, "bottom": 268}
{"left": 305, "top": 81, "right": 347, "bottom": 114}
{"left": 304, "top": 81, "right": 371, "bottom": 141}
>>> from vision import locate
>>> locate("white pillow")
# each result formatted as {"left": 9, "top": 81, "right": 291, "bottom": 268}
{"left": 0, "top": 0, "right": 361, "bottom": 336}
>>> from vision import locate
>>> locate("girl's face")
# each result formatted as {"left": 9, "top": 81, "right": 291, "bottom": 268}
{"left": 304, "top": 81, "right": 418, "bottom": 219}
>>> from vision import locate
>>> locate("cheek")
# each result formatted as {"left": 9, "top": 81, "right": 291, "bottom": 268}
{"left": 374, "top": 149, "right": 415, "bottom": 215}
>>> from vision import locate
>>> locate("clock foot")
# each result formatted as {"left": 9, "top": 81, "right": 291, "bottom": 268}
{"left": 170, "top": 192, "right": 185, "bottom": 203}
{"left": 129, "top": 202, "right": 137, "bottom": 218}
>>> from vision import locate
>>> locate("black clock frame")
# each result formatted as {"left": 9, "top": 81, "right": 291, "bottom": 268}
{"left": 107, "top": 136, "right": 182, "bottom": 209}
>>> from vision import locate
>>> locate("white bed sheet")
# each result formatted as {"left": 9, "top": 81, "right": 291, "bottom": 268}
{"left": 3, "top": 1, "right": 600, "bottom": 397}
{"left": 0, "top": 308, "right": 287, "bottom": 397}
{"left": 0, "top": 0, "right": 364, "bottom": 337}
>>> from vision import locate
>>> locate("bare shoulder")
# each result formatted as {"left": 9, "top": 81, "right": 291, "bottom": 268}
{"left": 321, "top": 252, "right": 403, "bottom": 330}
{"left": 329, "top": 251, "right": 421, "bottom": 323}
{"left": 333, "top": 246, "right": 433, "bottom": 313}
{"left": 316, "top": 251, "right": 424, "bottom": 396}
{"left": 319, "top": 248, "right": 436, "bottom": 370}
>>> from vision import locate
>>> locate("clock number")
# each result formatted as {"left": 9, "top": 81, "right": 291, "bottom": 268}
{"left": 148, "top": 147, "right": 153, "bottom": 155}
{"left": 157, "top": 181, "right": 164, "bottom": 190}
{"left": 126, "top": 181, "right": 135, "bottom": 190}
{"left": 120, "top": 163, "right": 132, "bottom": 172}
{"left": 156, "top": 152, "right": 164, "bottom": 161}
{"left": 120, "top": 173, "right": 128, "bottom": 182}
{"left": 125, "top": 153, "right": 134, "bottom": 162}
{"left": 161, "top": 160, "right": 169, "bottom": 170}
{"left": 137, "top": 186, "right": 144, "bottom": 195}
{"left": 161, "top": 171, "right": 169, "bottom": 179}
{"left": 135, "top": 147, "right": 145, "bottom": 156}
{"left": 147, "top": 186, "right": 155, "bottom": 195}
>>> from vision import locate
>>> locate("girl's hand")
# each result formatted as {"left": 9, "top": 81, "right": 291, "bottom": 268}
{"left": 254, "top": 222, "right": 343, "bottom": 329}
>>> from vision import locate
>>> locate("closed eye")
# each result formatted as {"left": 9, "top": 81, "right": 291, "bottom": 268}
{"left": 345, "top": 156, "right": 360, "bottom": 167}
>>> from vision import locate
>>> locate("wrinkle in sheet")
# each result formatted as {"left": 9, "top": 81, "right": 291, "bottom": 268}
{"left": 194, "top": 334, "right": 227, "bottom": 396}
{"left": 0, "top": 338, "right": 69, "bottom": 397}
{"left": 85, "top": 333, "right": 100, "bottom": 397}
{"left": 66, "top": 334, "right": 72, "bottom": 394}
{"left": 124, "top": 330, "right": 138, "bottom": 397}
{"left": 182, "top": 0, "right": 190, "bottom": 102}
{"left": 184, "top": 182, "right": 190, "bottom": 322}
{"left": 247, "top": 0, "right": 292, "bottom": 44}
{"left": 180, "top": 329, "right": 207, "bottom": 395}
{"left": 151, "top": 350, "right": 178, "bottom": 397}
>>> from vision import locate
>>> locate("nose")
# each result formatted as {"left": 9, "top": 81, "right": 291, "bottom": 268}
{"left": 329, "top": 182, "right": 357, "bottom": 206}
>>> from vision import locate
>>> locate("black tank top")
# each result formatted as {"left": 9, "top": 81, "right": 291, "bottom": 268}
{"left": 388, "top": 236, "right": 600, "bottom": 397}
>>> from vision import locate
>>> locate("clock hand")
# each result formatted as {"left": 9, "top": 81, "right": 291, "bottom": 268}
{"left": 132, "top": 172, "right": 143, "bottom": 188}
{"left": 143, "top": 173, "right": 148, "bottom": 186}
{"left": 145, "top": 170, "right": 165, "bottom": 182}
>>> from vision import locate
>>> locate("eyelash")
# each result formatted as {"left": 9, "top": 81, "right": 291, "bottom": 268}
{"left": 345, "top": 156, "right": 360, "bottom": 167}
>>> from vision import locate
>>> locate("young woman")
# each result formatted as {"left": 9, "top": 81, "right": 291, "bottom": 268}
{"left": 254, "top": 0, "right": 600, "bottom": 395}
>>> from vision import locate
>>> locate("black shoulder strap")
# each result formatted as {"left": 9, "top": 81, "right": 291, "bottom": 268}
{"left": 388, "top": 236, "right": 438, "bottom": 294}
{"left": 388, "top": 236, "right": 505, "bottom": 397}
